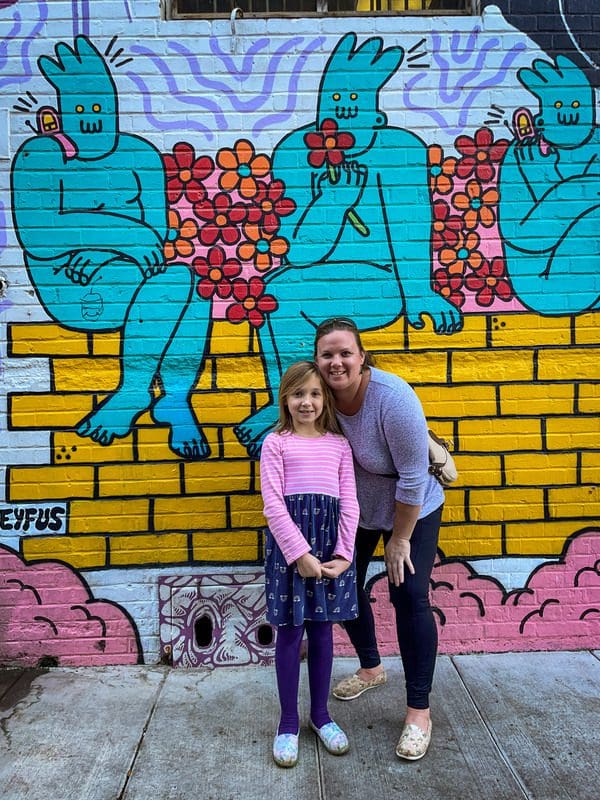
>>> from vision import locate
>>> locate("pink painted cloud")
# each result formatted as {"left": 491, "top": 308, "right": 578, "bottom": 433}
{"left": 334, "top": 530, "right": 600, "bottom": 655}
{"left": 0, "top": 546, "right": 141, "bottom": 667}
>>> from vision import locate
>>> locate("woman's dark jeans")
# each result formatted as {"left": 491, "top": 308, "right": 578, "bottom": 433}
{"left": 342, "top": 505, "right": 443, "bottom": 710}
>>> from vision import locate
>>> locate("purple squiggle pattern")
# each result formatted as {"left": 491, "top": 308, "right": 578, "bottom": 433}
{"left": 403, "top": 27, "right": 526, "bottom": 137}
{"left": 130, "top": 45, "right": 228, "bottom": 129}
{"left": 0, "top": 0, "right": 49, "bottom": 90}
{"left": 126, "top": 71, "right": 216, "bottom": 139}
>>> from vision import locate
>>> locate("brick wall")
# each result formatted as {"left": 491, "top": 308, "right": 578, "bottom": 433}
{"left": 1, "top": 0, "right": 598, "bottom": 665}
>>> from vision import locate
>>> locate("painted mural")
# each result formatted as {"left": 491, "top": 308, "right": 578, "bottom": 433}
{"left": 0, "top": 0, "right": 598, "bottom": 667}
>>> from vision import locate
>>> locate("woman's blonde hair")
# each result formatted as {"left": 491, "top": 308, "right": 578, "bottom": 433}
{"left": 276, "top": 361, "right": 341, "bottom": 435}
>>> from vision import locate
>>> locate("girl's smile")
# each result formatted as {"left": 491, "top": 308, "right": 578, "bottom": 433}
{"left": 285, "top": 375, "right": 324, "bottom": 436}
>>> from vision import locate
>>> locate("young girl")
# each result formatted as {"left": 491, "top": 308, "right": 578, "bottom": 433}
{"left": 260, "top": 361, "right": 359, "bottom": 768}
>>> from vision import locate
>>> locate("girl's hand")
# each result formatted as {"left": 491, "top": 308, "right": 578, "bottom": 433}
{"left": 320, "top": 557, "right": 351, "bottom": 579}
{"left": 295, "top": 552, "right": 322, "bottom": 579}
{"left": 384, "top": 537, "right": 415, "bottom": 587}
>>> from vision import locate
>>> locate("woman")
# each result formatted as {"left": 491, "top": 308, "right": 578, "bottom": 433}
{"left": 313, "top": 317, "right": 444, "bottom": 761}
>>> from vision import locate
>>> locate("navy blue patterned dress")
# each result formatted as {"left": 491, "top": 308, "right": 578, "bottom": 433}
{"left": 264, "top": 493, "right": 358, "bottom": 627}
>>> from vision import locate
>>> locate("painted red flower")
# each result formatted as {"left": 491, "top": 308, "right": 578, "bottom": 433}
{"left": 432, "top": 200, "right": 463, "bottom": 251}
{"left": 192, "top": 246, "right": 242, "bottom": 300}
{"left": 304, "top": 118, "right": 355, "bottom": 169}
{"left": 465, "top": 257, "right": 513, "bottom": 306}
{"left": 226, "top": 276, "right": 278, "bottom": 328}
{"left": 246, "top": 180, "right": 296, "bottom": 235}
{"left": 194, "top": 192, "right": 247, "bottom": 247}
{"left": 163, "top": 142, "right": 214, "bottom": 204}
{"left": 455, "top": 127, "right": 509, "bottom": 183}
{"left": 433, "top": 268, "right": 465, "bottom": 308}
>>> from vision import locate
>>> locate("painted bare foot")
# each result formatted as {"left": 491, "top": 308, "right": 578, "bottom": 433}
{"left": 152, "top": 396, "right": 210, "bottom": 460}
{"left": 233, "top": 406, "right": 277, "bottom": 459}
{"left": 76, "top": 392, "right": 146, "bottom": 445}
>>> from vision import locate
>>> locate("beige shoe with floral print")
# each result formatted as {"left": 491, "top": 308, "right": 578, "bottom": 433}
{"left": 332, "top": 670, "right": 387, "bottom": 700}
{"left": 395, "top": 720, "right": 432, "bottom": 761}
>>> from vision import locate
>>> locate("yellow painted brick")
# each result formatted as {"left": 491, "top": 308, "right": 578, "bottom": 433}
{"left": 438, "top": 523, "right": 503, "bottom": 558}
{"left": 458, "top": 418, "right": 541, "bottom": 453}
{"left": 488, "top": 312, "right": 572, "bottom": 348}
{"left": 214, "top": 355, "right": 267, "bottom": 390}
{"left": 499, "top": 382, "right": 574, "bottom": 416}
{"left": 360, "top": 318, "right": 406, "bottom": 353}
{"left": 69, "top": 499, "right": 150, "bottom": 534}
{"left": 578, "top": 383, "right": 600, "bottom": 414}
{"left": 209, "top": 321, "right": 256, "bottom": 355}
{"left": 8, "top": 465, "right": 95, "bottom": 502}
{"left": 504, "top": 452, "right": 578, "bottom": 486}
{"left": 439, "top": 489, "right": 466, "bottom": 523}
{"left": 8, "top": 323, "right": 90, "bottom": 356}
{"left": 52, "top": 431, "right": 134, "bottom": 464}
{"left": 375, "top": 351, "right": 448, "bottom": 384}
{"left": 192, "top": 530, "right": 259, "bottom": 561}
{"left": 581, "top": 450, "right": 600, "bottom": 483}
{"left": 153, "top": 495, "right": 227, "bottom": 531}
{"left": 52, "top": 358, "right": 120, "bottom": 392}
{"left": 184, "top": 460, "right": 252, "bottom": 494}
{"left": 452, "top": 350, "right": 533, "bottom": 383}
{"left": 537, "top": 348, "right": 600, "bottom": 381}
{"left": 222, "top": 428, "right": 253, "bottom": 460}
{"left": 9, "top": 393, "right": 94, "bottom": 429}
{"left": 98, "top": 462, "right": 182, "bottom": 497}
{"left": 469, "top": 488, "right": 544, "bottom": 522}
{"left": 548, "top": 485, "right": 600, "bottom": 519}
{"left": 546, "top": 416, "right": 600, "bottom": 450}
{"left": 453, "top": 455, "right": 502, "bottom": 487}
{"left": 407, "top": 313, "right": 488, "bottom": 351}
{"left": 192, "top": 362, "right": 213, "bottom": 391}
{"left": 22, "top": 535, "right": 107, "bottom": 568}
{"left": 135, "top": 425, "right": 187, "bottom": 462}
{"left": 109, "top": 532, "right": 189, "bottom": 566}
{"left": 417, "top": 384, "right": 497, "bottom": 419}
{"left": 505, "top": 521, "right": 577, "bottom": 556}
{"left": 192, "top": 391, "right": 261, "bottom": 425}
{"left": 574, "top": 312, "right": 600, "bottom": 345}
{"left": 91, "top": 331, "right": 121, "bottom": 356}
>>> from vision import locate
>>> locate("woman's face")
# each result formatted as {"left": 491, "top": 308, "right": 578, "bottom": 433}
{"left": 315, "top": 329, "right": 366, "bottom": 396}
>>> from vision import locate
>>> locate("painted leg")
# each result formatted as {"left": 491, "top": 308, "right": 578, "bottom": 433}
{"left": 152, "top": 273, "right": 212, "bottom": 460}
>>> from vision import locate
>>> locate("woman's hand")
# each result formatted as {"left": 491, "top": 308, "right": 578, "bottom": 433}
{"left": 320, "top": 557, "right": 351, "bottom": 579}
{"left": 295, "top": 552, "right": 323, "bottom": 579}
{"left": 384, "top": 536, "right": 415, "bottom": 587}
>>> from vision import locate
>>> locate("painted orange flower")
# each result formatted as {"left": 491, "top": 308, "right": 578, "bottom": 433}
{"left": 217, "top": 140, "right": 271, "bottom": 200}
{"left": 452, "top": 179, "right": 499, "bottom": 229}
{"left": 237, "top": 223, "right": 289, "bottom": 272}
{"left": 438, "top": 229, "right": 483, "bottom": 275}
{"left": 428, "top": 144, "right": 457, "bottom": 196}
{"left": 164, "top": 209, "right": 198, "bottom": 261}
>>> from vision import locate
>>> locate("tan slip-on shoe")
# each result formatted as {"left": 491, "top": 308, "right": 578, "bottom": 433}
{"left": 395, "top": 720, "right": 432, "bottom": 761}
{"left": 332, "top": 670, "right": 387, "bottom": 700}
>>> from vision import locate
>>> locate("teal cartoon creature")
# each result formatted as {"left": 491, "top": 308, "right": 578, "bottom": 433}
{"left": 499, "top": 55, "right": 600, "bottom": 314}
{"left": 11, "top": 37, "right": 211, "bottom": 459}
{"left": 234, "top": 33, "right": 462, "bottom": 457}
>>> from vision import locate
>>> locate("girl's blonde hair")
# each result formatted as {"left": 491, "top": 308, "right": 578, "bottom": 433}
{"left": 276, "top": 361, "right": 341, "bottom": 435}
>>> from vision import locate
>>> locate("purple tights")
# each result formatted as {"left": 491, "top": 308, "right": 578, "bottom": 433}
{"left": 275, "top": 621, "right": 333, "bottom": 735}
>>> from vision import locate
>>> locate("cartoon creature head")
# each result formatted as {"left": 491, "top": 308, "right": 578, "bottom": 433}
{"left": 317, "top": 34, "right": 404, "bottom": 149}
{"left": 518, "top": 55, "right": 595, "bottom": 150}
{"left": 38, "top": 37, "right": 118, "bottom": 160}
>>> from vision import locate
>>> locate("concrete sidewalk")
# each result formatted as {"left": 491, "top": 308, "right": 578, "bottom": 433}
{"left": 1, "top": 651, "right": 598, "bottom": 800}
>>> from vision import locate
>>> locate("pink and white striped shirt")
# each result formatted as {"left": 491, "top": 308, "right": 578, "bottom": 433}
{"left": 260, "top": 430, "right": 359, "bottom": 565}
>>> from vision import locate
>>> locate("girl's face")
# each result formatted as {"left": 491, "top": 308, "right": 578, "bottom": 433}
{"left": 315, "top": 329, "right": 366, "bottom": 396}
{"left": 285, "top": 374, "right": 324, "bottom": 434}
